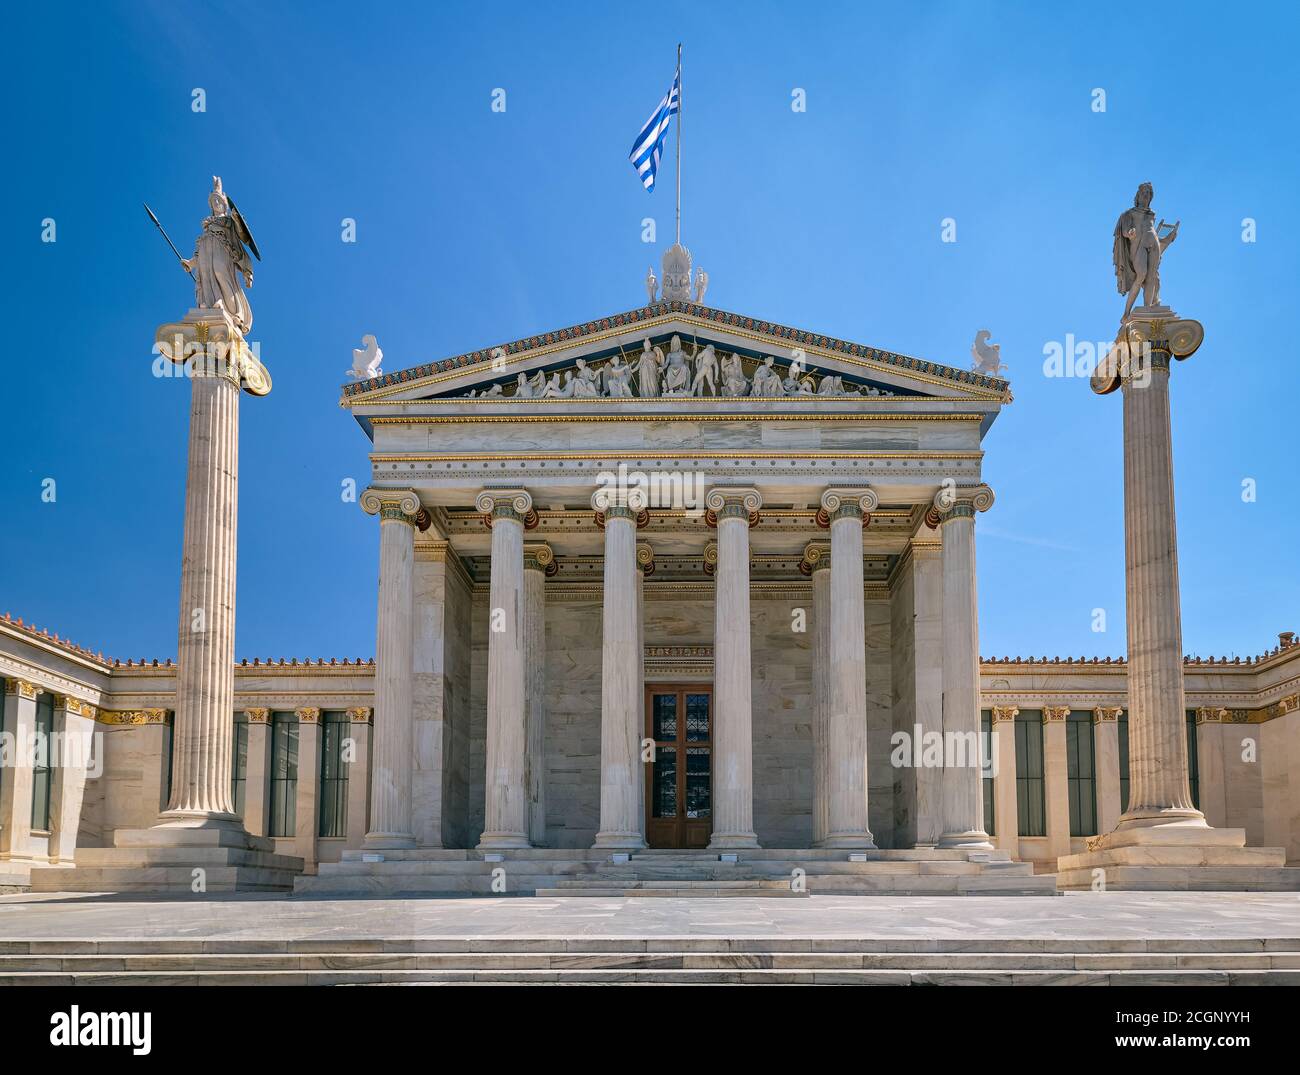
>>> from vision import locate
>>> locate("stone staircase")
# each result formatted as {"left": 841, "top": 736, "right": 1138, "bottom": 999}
{"left": 2, "top": 935, "right": 1296, "bottom": 985}
{"left": 294, "top": 846, "right": 1058, "bottom": 897}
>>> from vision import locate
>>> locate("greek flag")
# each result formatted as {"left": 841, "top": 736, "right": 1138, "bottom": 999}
{"left": 629, "top": 67, "right": 680, "bottom": 192}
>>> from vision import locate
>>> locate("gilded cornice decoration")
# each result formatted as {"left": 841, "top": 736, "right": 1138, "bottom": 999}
{"left": 98, "top": 708, "right": 168, "bottom": 726}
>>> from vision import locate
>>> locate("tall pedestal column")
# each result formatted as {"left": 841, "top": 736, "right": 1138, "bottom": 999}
{"left": 242, "top": 709, "right": 271, "bottom": 837}
{"left": 705, "top": 488, "right": 762, "bottom": 850}
{"left": 1093, "top": 707, "right": 1123, "bottom": 838}
{"left": 159, "top": 367, "right": 242, "bottom": 827}
{"left": 1042, "top": 706, "right": 1072, "bottom": 862}
{"left": 635, "top": 542, "right": 655, "bottom": 843}
{"left": 522, "top": 543, "right": 553, "bottom": 847}
{"left": 477, "top": 489, "right": 533, "bottom": 850}
{"left": 802, "top": 543, "right": 831, "bottom": 847}
{"left": 820, "top": 489, "right": 877, "bottom": 849}
{"left": 934, "top": 485, "right": 994, "bottom": 850}
{"left": 48, "top": 698, "right": 96, "bottom": 864}
{"left": 344, "top": 709, "right": 373, "bottom": 848}
{"left": 361, "top": 489, "right": 420, "bottom": 849}
{"left": 0, "top": 681, "right": 37, "bottom": 860}
{"left": 593, "top": 497, "right": 645, "bottom": 849}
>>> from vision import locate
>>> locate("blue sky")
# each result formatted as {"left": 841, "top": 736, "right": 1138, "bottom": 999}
{"left": 4, "top": 0, "right": 1297, "bottom": 663}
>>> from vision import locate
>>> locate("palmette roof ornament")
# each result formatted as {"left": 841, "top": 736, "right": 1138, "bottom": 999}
{"left": 660, "top": 242, "right": 693, "bottom": 301}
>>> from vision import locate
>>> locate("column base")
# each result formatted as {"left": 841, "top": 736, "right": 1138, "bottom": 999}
{"left": 153, "top": 811, "right": 244, "bottom": 832}
{"left": 592, "top": 831, "right": 647, "bottom": 850}
{"left": 822, "top": 832, "right": 877, "bottom": 850}
{"left": 937, "top": 830, "right": 994, "bottom": 850}
{"left": 1056, "top": 824, "right": 1300, "bottom": 891}
{"left": 476, "top": 832, "right": 532, "bottom": 850}
{"left": 707, "top": 831, "right": 760, "bottom": 850}
{"left": 364, "top": 832, "right": 417, "bottom": 850}
{"left": 1114, "top": 808, "right": 1208, "bottom": 832}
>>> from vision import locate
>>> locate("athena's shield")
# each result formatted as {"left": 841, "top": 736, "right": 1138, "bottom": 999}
{"left": 228, "top": 196, "right": 261, "bottom": 261}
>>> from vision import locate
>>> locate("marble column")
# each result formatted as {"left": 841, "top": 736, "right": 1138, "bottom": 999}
{"left": 820, "top": 489, "right": 877, "bottom": 849}
{"left": 361, "top": 488, "right": 420, "bottom": 849}
{"left": 1042, "top": 706, "right": 1072, "bottom": 860}
{"left": 1092, "top": 707, "right": 1123, "bottom": 837}
{"left": 158, "top": 362, "right": 242, "bottom": 827}
{"left": 345, "top": 708, "right": 372, "bottom": 847}
{"left": 1195, "top": 707, "right": 1229, "bottom": 828}
{"left": 635, "top": 541, "right": 654, "bottom": 843}
{"left": 1116, "top": 331, "right": 1205, "bottom": 831}
{"left": 242, "top": 708, "right": 271, "bottom": 837}
{"left": 294, "top": 707, "right": 321, "bottom": 871}
{"left": 934, "top": 485, "right": 995, "bottom": 849}
{"left": 990, "top": 706, "right": 1020, "bottom": 855}
{"left": 48, "top": 697, "right": 96, "bottom": 864}
{"left": 802, "top": 542, "right": 832, "bottom": 847}
{"left": 0, "top": 680, "right": 37, "bottom": 859}
{"left": 705, "top": 487, "right": 762, "bottom": 850}
{"left": 593, "top": 492, "right": 645, "bottom": 849}
{"left": 476, "top": 488, "right": 533, "bottom": 849}
{"left": 522, "top": 542, "right": 553, "bottom": 847}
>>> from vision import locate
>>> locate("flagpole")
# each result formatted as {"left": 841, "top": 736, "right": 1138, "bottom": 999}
{"left": 675, "top": 42, "right": 682, "bottom": 246}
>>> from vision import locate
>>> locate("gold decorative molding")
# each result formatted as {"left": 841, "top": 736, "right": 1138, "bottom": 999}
{"left": 1093, "top": 706, "right": 1123, "bottom": 723}
{"left": 56, "top": 696, "right": 94, "bottom": 717}
{"left": 367, "top": 411, "right": 985, "bottom": 424}
{"left": 990, "top": 705, "right": 1019, "bottom": 722}
{"left": 1195, "top": 706, "right": 1228, "bottom": 724}
{"left": 5, "top": 678, "right": 39, "bottom": 700}
{"left": 97, "top": 708, "right": 168, "bottom": 726}
{"left": 374, "top": 450, "right": 982, "bottom": 463}
{"left": 295, "top": 706, "right": 321, "bottom": 723}
{"left": 1042, "top": 706, "right": 1071, "bottom": 722}
{"left": 346, "top": 706, "right": 372, "bottom": 723}
{"left": 244, "top": 707, "right": 270, "bottom": 723}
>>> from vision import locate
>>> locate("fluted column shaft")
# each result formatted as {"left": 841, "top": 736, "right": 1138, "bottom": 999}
{"left": 522, "top": 544, "right": 551, "bottom": 846}
{"left": 364, "top": 497, "right": 417, "bottom": 848}
{"left": 707, "top": 490, "right": 760, "bottom": 849}
{"left": 937, "top": 494, "right": 993, "bottom": 849}
{"left": 478, "top": 491, "right": 532, "bottom": 848}
{"left": 1119, "top": 355, "right": 1203, "bottom": 828}
{"left": 162, "top": 369, "right": 240, "bottom": 823}
{"left": 594, "top": 506, "right": 645, "bottom": 848}
{"left": 824, "top": 504, "right": 875, "bottom": 848}
{"left": 809, "top": 551, "right": 831, "bottom": 847}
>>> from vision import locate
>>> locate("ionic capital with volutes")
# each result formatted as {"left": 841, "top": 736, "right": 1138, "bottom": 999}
{"left": 477, "top": 488, "right": 536, "bottom": 529}
{"left": 799, "top": 540, "right": 832, "bottom": 576}
{"left": 817, "top": 487, "right": 877, "bottom": 528}
{"left": 704, "top": 486, "right": 762, "bottom": 527}
{"left": 926, "top": 483, "right": 995, "bottom": 528}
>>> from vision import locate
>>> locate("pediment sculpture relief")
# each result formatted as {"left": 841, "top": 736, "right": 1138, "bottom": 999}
{"left": 459, "top": 336, "right": 897, "bottom": 399}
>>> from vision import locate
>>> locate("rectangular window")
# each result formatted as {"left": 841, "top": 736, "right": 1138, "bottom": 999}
{"left": 1066, "top": 710, "right": 1097, "bottom": 836}
{"left": 1014, "top": 710, "right": 1046, "bottom": 837}
{"left": 30, "top": 692, "right": 56, "bottom": 830}
{"left": 1118, "top": 711, "right": 1129, "bottom": 813}
{"left": 318, "top": 710, "right": 350, "bottom": 837}
{"left": 1185, "top": 710, "right": 1200, "bottom": 810}
{"left": 231, "top": 710, "right": 249, "bottom": 816}
{"left": 269, "top": 711, "right": 299, "bottom": 838}
{"left": 980, "top": 709, "right": 994, "bottom": 837}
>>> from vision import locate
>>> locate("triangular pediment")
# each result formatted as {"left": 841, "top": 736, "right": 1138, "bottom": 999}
{"left": 340, "top": 302, "right": 1009, "bottom": 407}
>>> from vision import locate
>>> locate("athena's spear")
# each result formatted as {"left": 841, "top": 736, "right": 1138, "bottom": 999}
{"left": 143, "top": 202, "right": 195, "bottom": 280}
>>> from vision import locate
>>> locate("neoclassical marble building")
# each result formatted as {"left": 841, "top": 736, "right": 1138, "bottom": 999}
{"left": 3, "top": 294, "right": 1298, "bottom": 894}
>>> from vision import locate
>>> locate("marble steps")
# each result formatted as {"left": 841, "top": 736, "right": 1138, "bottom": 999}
{"left": 1055, "top": 865, "right": 1300, "bottom": 892}
{"left": 3, "top": 944, "right": 1299, "bottom": 985}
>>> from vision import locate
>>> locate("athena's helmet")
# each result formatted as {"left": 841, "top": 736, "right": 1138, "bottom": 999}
{"left": 208, "top": 176, "right": 230, "bottom": 216}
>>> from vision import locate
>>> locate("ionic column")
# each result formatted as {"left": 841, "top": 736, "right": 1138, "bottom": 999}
{"left": 1092, "top": 707, "right": 1123, "bottom": 836}
{"left": 932, "top": 485, "right": 995, "bottom": 849}
{"left": 593, "top": 491, "right": 645, "bottom": 849}
{"left": 523, "top": 542, "right": 554, "bottom": 847}
{"left": 48, "top": 698, "right": 97, "bottom": 864}
{"left": 1042, "top": 706, "right": 1072, "bottom": 860}
{"left": 242, "top": 708, "right": 271, "bottom": 837}
{"left": 990, "top": 706, "right": 1020, "bottom": 855}
{"left": 800, "top": 542, "right": 832, "bottom": 847}
{"left": 361, "top": 488, "right": 420, "bottom": 849}
{"left": 1195, "top": 707, "right": 1229, "bottom": 828}
{"left": 1116, "top": 334, "right": 1205, "bottom": 830}
{"left": 345, "top": 708, "right": 372, "bottom": 848}
{"left": 635, "top": 541, "right": 655, "bottom": 842}
{"left": 705, "top": 487, "right": 762, "bottom": 849}
{"left": 0, "top": 680, "right": 38, "bottom": 859}
{"left": 476, "top": 489, "right": 533, "bottom": 849}
{"left": 818, "top": 489, "right": 877, "bottom": 849}
{"left": 159, "top": 362, "right": 242, "bottom": 826}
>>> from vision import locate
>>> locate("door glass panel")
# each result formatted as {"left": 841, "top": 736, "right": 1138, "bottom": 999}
{"left": 685, "top": 747, "right": 711, "bottom": 818}
{"left": 653, "top": 746, "right": 678, "bottom": 817}
{"left": 652, "top": 694, "right": 678, "bottom": 741}
{"left": 685, "top": 694, "right": 710, "bottom": 742}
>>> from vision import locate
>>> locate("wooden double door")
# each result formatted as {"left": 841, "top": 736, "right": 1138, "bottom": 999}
{"left": 644, "top": 686, "right": 713, "bottom": 848}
